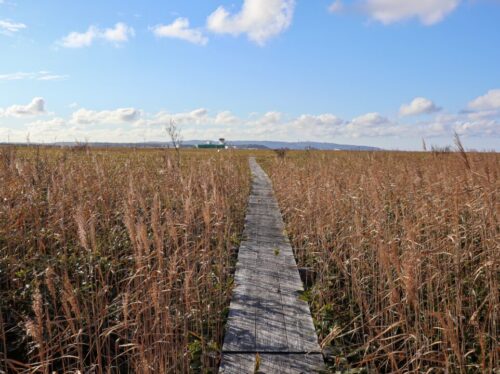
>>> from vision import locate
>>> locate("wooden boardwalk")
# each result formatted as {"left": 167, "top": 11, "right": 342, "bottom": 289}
{"left": 219, "top": 158, "right": 324, "bottom": 373}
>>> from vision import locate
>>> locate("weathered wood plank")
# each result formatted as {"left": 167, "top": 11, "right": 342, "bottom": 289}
{"left": 281, "top": 292, "right": 321, "bottom": 353}
{"left": 259, "top": 354, "right": 325, "bottom": 373}
{"left": 220, "top": 354, "right": 324, "bottom": 374}
{"left": 222, "top": 280, "right": 257, "bottom": 352}
{"left": 219, "top": 354, "right": 255, "bottom": 373}
{"left": 255, "top": 295, "right": 289, "bottom": 351}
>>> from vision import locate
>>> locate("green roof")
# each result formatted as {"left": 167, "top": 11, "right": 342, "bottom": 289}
{"left": 197, "top": 144, "right": 225, "bottom": 149}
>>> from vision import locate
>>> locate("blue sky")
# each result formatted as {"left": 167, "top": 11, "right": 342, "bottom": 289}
{"left": 1, "top": 0, "right": 499, "bottom": 150}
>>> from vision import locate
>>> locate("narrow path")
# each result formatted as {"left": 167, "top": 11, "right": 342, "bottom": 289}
{"left": 219, "top": 158, "right": 324, "bottom": 373}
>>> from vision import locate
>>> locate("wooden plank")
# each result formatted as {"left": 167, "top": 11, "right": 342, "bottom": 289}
{"left": 281, "top": 292, "right": 321, "bottom": 353}
{"left": 219, "top": 354, "right": 324, "bottom": 374}
{"left": 222, "top": 243, "right": 258, "bottom": 352}
{"left": 219, "top": 354, "right": 255, "bottom": 373}
{"left": 259, "top": 354, "right": 325, "bottom": 373}
{"left": 255, "top": 295, "right": 289, "bottom": 352}
{"left": 247, "top": 201, "right": 280, "bottom": 209}
{"left": 222, "top": 277, "right": 257, "bottom": 352}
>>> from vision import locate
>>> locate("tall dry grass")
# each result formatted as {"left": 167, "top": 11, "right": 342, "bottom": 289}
{"left": 263, "top": 151, "right": 499, "bottom": 373}
{"left": 0, "top": 146, "right": 249, "bottom": 373}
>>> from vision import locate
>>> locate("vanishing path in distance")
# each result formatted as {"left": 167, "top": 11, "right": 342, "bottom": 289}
{"left": 219, "top": 157, "right": 324, "bottom": 373}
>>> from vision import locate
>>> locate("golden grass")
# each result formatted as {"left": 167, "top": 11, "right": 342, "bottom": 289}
{"left": 2, "top": 146, "right": 498, "bottom": 373}
{"left": 262, "top": 150, "right": 499, "bottom": 373}
{"left": 0, "top": 146, "right": 250, "bottom": 373}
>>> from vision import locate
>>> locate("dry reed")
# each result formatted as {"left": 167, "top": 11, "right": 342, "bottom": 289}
{"left": 0, "top": 146, "right": 249, "bottom": 373}
{"left": 263, "top": 150, "right": 499, "bottom": 373}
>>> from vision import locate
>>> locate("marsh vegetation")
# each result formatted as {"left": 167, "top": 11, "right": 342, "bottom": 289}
{"left": 263, "top": 150, "right": 499, "bottom": 372}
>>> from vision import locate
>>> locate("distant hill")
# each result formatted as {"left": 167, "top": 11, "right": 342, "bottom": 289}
{"left": 184, "top": 140, "right": 380, "bottom": 151}
{"left": 223, "top": 141, "right": 380, "bottom": 151}
{"left": 43, "top": 140, "right": 380, "bottom": 151}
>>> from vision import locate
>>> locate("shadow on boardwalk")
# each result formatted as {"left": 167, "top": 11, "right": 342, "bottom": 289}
{"left": 219, "top": 158, "right": 324, "bottom": 373}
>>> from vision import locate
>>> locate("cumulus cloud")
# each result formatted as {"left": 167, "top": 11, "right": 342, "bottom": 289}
{"left": 151, "top": 17, "right": 208, "bottom": 45}
{"left": 27, "top": 118, "right": 66, "bottom": 132}
{"left": 59, "top": 23, "right": 134, "bottom": 48}
{"left": 463, "top": 109, "right": 499, "bottom": 122}
{"left": 0, "top": 71, "right": 68, "bottom": 81}
{"left": 283, "top": 114, "right": 344, "bottom": 138}
{"left": 0, "top": 97, "right": 46, "bottom": 117}
{"left": 413, "top": 110, "right": 500, "bottom": 138}
{"left": 292, "top": 114, "right": 343, "bottom": 130}
{"left": 142, "top": 110, "right": 345, "bottom": 140}
{"left": 59, "top": 26, "right": 98, "bottom": 48}
{"left": 362, "top": 0, "right": 460, "bottom": 25}
{"left": 149, "top": 108, "right": 210, "bottom": 127}
{"left": 351, "top": 112, "right": 390, "bottom": 126}
{"left": 0, "top": 19, "right": 26, "bottom": 35}
{"left": 207, "top": 0, "right": 295, "bottom": 45}
{"left": 400, "top": 97, "right": 441, "bottom": 116}
{"left": 468, "top": 89, "right": 500, "bottom": 111}
{"left": 70, "top": 108, "right": 141, "bottom": 125}
{"left": 342, "top": 113, "right": 405, "bottom": 138}
{"left": 2, "top": 96, "right": 498, "bottom": 144}
{"left": 257, "top": 111, "right": 283, "bottom": 125}
{"left": 215, "top": 111, "right": 239, "bottom": 125}
{"left": 102, "top": 22, "right": 135, "bottom": 42}
{"left": 454, "top": 119, "right": 499, "bottom": 137}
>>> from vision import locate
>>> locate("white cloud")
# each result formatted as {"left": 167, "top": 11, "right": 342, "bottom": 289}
{"left": 59, "top": 23, "right": 134, "bottom": 48}
{"left": 143, "top": 110, "right": 344, "bottom": 140}
{"left": 215, "top": 111, "right": 239, "bottom": 125}
{"left": 351, "top": 112, "right": 389, "bottom": 126}
{"left": 102, "top": 22, "right": 135, "bottom": 43}
{"left": 285, "top": 114, "right": 344, "bottom": 138}
{"left": 414, "top": 111, "right": 500, "bottom": 138}
{"left": 342, "top": 112, "right": 404, "bottom": 138}
{"left": 0, "top": 71, "right": 68, "bottom": 81}
{"left": 293, "top": 114, "right": 343, "bottom": 129}
{"left": 329, "top": 0, "right": 344, "bottom": 13}
{"left": 207, "top": 0, "right": 295, "bottom": 45}
{"left": 362, "top": 0, "right": 460, "bottom": 25}
{"left": 38, "top": 74, "right": 68, "bottom": 81}
{"left": 400, "top": 97, "right": 441, "bottom": 116}
{"left": 60, "top": 26, "right": 99, "bottom": 48}
{"left": 2, "top": 99, "right": 498, "bottom": 144}
{"left": 27, "top": 118, "right": 66, "bottom": 132}
{"left": 70, "top": 108, "right": 141, "bottom": 125}
{"left": 149, "top": 108, "right": 210, "bottom": 126}
{"left": 0, "top": 97, "right": 46, "bottom": 117}
{"left": 0, "top": 19, "right": 26, "bottom": 34}
{"left": 465, "top": 109, "right": 499, "bottom": 121}
{"left": 152, "top": 17, "right": 208, "bottom": 45}
{"left": 257, "top": 111, "right": 283, "bottom": 125}
{"left": 454, "top": 119, "right": 499, "bottom": 137}
{"left": 468, "top": 89, "right": 500, "bottom": 111}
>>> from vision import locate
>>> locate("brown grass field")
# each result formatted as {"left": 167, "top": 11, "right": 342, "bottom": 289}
{"left": 0, "top": 147, "right": 249, "bottom": 373}
{"left": 0, "top": 146, "right": 499, "bottom": 373}
{"left": 261, "top": 150, "right": 499, "bottom": 373}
